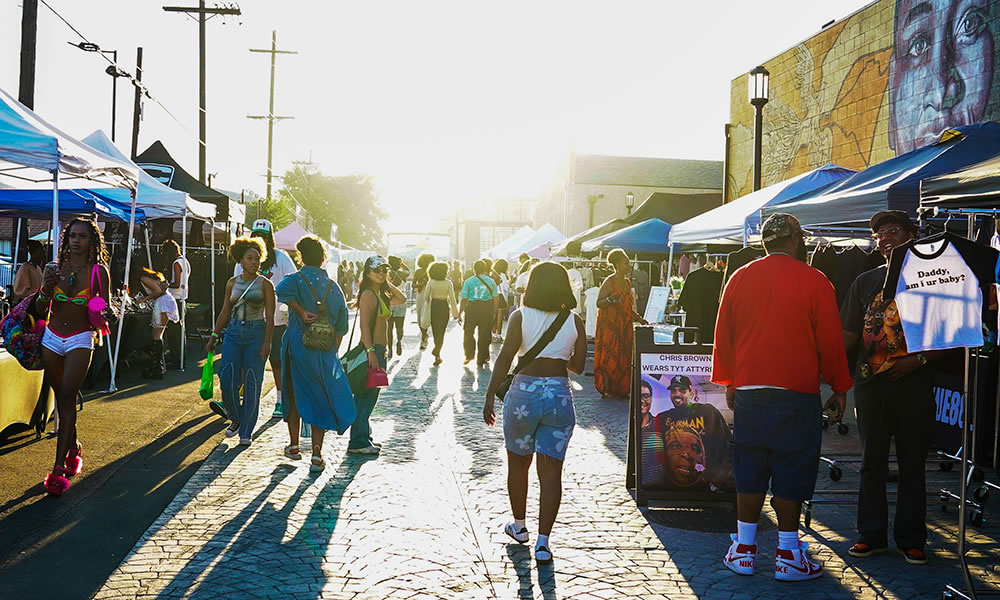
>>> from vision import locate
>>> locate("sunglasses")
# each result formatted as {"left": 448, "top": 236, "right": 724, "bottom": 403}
{"left": 55, "top": 292, "right": 87, "bottom": 306}
{"left": 371, "top": 266, "right": 389, "bottom": 274}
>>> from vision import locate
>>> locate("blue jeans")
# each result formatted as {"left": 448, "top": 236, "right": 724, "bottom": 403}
{"left": 349, "top": 345, "right": 386, "bottom": 449}
{"left": 219, "top": 320, "right": 267, "bottom": 439}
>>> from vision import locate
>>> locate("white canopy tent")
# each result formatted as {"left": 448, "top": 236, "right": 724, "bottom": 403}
{"left": 0, "top": 87, "right": 139, "bottom": 396}
{"left": 83, "top": 130, "right": 220, "bottom": 383}
{"left": 496, "top": 224, "right": 565, "bottom": 259}
{"left": 485, "top": 225, "right": 535, "bottom": 258}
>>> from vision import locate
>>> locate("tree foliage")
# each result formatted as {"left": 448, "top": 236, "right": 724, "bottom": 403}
{"left": 266, "top": 166, "right": 386, "bottom": 249}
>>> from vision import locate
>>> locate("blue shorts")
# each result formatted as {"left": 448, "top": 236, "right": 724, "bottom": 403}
{"left": 502, "top": 375, "right": 575, "bottom": 460}
{"left": 732, "top": 388, "right": 822, "bottom": 502}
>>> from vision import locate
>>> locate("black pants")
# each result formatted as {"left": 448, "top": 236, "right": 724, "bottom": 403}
{"left": 430, "top": 299, "right": 449, "bottom": 356}
{"left": 855, "top": 373, "right": 935, "bottom": 549}
{"left": 165, "top": 300, "right": 185, "bottom": 367}
{"left": 463, "top": 300, "right": 493, "bottom": 363}
{"left": 387, "top": 315, "right": 404, "bottom": 349}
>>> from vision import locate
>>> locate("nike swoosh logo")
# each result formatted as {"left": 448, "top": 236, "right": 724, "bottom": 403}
{"left": 777, "top": 560, "right": 812, "bottom": 574}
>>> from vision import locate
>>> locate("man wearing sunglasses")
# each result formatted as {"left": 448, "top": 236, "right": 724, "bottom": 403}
{"left": 840, "top": 210, "right": 948, "bottom": 566}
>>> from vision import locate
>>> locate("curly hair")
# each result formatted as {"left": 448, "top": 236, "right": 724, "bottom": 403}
{"left": 296, "top": 235, "right": 326, "bottom": 267}
{"left": 607, "top": 248, "right": 628, "bottom": 268}
{"left": 417, "top": 253, "right": 435, "bottom": 270}
{"left": 228, "top": 236, "right": 267, "bottom": 264}
{"left": 58, "top": 217, "right": 109, "bottom": 267}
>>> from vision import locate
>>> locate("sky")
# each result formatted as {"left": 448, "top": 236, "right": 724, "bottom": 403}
{"left": 1, "top": 0, "right": 874, "bottom": 235}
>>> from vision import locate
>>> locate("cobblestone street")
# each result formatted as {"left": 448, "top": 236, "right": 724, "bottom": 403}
{"left": 94, "top": 323, "right": 1000, "bottom": 599}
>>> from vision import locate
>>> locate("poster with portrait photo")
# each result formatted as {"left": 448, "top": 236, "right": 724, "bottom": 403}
{"left": 638, "top": 353, "right": 735, "bottom": 493}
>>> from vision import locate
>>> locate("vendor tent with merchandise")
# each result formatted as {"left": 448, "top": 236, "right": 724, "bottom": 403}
{"left": 920, "top": 153, "right": 1000, "bottom": 210}
{"left": 582, "top": 218, "right": 672, "bottom": 254}
{"left": 551, "top": 219, "right": 629, "bottom": 256}
{"left": 669, "top": 164, "right": 855, "bottom": 246}
{"left": 761, "top": 123, "right": 1000, "bottom": 229}
{"left": 499, "top": 223, "right": 565, "bottom": 259}
{"left": 485, "top": 225, "right": 535, "bottom": 259}
{"left": 0, "top": 85, "right": 139, "bottom": 407}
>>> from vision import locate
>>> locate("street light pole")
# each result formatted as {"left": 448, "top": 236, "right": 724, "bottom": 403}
{"left": 625, "top": 191, "right": 635, "bottom": 216}
{"left": 69, "top": 42, "right": 128, "bottom": 141}
{"left": 749, "top": 65, "right": 770, "bottom": 192}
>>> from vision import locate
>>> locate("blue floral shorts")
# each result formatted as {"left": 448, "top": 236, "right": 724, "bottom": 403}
{"left": 502, "top": 375, "right": 576, "bottom": 460}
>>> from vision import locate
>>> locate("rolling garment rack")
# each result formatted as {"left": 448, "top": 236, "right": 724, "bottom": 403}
{"left": 913, "top": 207, "right": 1000, "bottom": 600}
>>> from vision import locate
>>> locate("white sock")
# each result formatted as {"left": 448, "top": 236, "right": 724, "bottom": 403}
{"left": 276, "top": 390, "right": 282, "bottom": 404}
{"left": 536, "top": 534, "right": 550, "bottom": 549}
{"left": 778, "top": 530, "right": 799, "bottom": 551}
{"left": 514, "top": 518, "right": 526, "bottom": 531}
{"left": 737, "top": 520, "right": 757, "bottom": 546}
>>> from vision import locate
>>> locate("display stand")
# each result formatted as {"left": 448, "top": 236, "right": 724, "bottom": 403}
{"left": 627, "top": 325, "right": 736, "bottom": 508}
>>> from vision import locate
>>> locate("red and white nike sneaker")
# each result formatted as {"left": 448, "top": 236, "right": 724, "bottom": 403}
{"left": 775, "top": 541, "right": 824, "bottom": 581}
{"left": 723, "top": 533, "right": 757, "bottom": 575}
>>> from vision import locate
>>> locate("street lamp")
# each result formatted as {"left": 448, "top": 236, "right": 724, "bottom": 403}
{"left": 69, "top": 41, "right": 128, "bottom": 142}
{"left": 749, "top": 65, "right": 769, "bottom": 192}
{"left": 625, "top": 191, "right": 635, "bottom": 216}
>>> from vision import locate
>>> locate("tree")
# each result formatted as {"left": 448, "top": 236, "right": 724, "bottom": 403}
{"left": 275, "top": 166, "right": 385, "bottom": 249}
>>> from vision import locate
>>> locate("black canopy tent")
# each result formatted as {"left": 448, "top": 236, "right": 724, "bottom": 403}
{"left": 624, "top": 191, "right": 722, "bottom": 226}
{"left": 551, "top": 219, "right": 628, "bottom": 256}
{"left": 921, "top": 153, "right": 1000, "bottom": 209}
{"left": 134, "top": 141, "right": 234, "bottom": 223}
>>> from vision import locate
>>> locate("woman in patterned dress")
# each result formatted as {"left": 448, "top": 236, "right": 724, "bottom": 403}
{"left": 593, "top": 248, "right": 647, "bottom": 398}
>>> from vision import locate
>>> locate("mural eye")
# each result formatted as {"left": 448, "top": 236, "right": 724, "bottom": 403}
{"left": 907, "top": 35, "right": 931, "bottom": 58}
{"left": 956, "top": 8, "right": 986, "bottom": 43}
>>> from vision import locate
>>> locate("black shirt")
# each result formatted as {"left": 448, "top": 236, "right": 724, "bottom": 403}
{"left": 841, "top": 265, "right": 901, "bottom": 386}
{"left": 677, "top": 267, "right": 724, "bottom": 343}
{"left": 723, "top": 247, "right": 765, "bottom": 288}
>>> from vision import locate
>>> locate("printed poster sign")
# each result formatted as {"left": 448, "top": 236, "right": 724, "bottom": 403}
{"left": 638, "top": 352, "right": 735, "bottom": 493}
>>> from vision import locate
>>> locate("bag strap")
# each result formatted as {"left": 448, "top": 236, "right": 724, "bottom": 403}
{"left": 474, "top": 274, "right": 495, "bottom": 298}
{"left": 298, "top": 271, "right": 320, "bottom": 303}
{"left": 512, "top": 309, "right": 571, "bottom": 376}
{"left": 233, "top": 274, "right": 262, "bottom": 309}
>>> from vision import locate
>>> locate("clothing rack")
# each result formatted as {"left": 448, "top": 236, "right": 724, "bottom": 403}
{"left": 918, "top": 208, "right": 1000, "bottom": 600}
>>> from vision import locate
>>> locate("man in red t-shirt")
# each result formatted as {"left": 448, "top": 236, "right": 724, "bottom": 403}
{"left": 713, "top": 213, "right": 852, "bottom": 582}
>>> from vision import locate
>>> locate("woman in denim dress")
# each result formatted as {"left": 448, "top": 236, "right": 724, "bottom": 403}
{"left": 275, "top": 236, "right": 356, "bottom": 471}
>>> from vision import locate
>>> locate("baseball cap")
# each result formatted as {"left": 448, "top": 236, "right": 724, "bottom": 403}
{"left": 761, "top": 213, "right": 810, "bottom": 243}
{"left": 251, "top": 219, "right": 273, "bottom": 234}
{"left": 668, "top": 375, "right": 692, "bottom": 389}
{"left": 870, "top": 210, "right": 918, "bottom": 234}
{"left": 365, "top": 255, "right": 389, "bottom": 270}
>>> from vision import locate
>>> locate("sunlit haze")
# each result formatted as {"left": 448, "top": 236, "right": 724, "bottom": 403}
{"left": 0, "top": 0, "right": 873, "bottom": 235}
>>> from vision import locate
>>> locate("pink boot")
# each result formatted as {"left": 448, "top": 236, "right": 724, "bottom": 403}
{"left": 64, "top": 444, "right": 83, "bottom": 477}
{"left": 44, "top": 467, "right": 71, "bottom": 495}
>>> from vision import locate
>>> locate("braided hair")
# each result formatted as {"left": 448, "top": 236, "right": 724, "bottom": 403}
{"left": 58, "top": 217, "right": 109, "bottom": 268}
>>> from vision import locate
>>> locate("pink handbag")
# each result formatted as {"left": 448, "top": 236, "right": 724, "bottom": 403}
{"left": 366, "top": 367, "right": 389, "bottom": 388}
{"left": 87, "top": 265, "right": 110, "bottom": 335}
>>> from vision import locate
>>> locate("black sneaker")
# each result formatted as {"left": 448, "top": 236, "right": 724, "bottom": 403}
{"left": 208, "top": 400, "right": 228, "bottom": 419}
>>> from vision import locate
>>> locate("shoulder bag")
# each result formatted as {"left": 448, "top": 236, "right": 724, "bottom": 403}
{"left": 340, "top": 289, "right": 379, "bottom": 393}
{"left": 298, "top": 272, "right": 336, "bottom": 351}
{"left": 474, "top": 274, "right": 496, "bottom": 299}
{"left": 495, "top": 309, "right": 571, "bottom": 401}
{"left": 0, "top": 293, "right": 47, "bottom": 370}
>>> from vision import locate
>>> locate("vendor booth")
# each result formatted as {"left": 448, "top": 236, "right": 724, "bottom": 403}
{"left": 551, "top": 219, "right": 628, "bottom": 256}
{"left": 0, "top": 86, "right": 138, "bottom": 433}
{"left": 624, "top": 192, "right": 722, "bottom": 226}
{"left": 582, "top": 218, "right": 672, "bottom": 254}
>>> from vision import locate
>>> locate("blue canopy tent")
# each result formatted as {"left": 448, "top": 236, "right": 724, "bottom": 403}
{"left": 761, "top": 122, "right": 1000, "bottom": 230}
{"left": 0, "top": 188, "right": 146, "bottom": 223}
{"left": 669, "top": 164, "right": 855, "bottom": 246}
{"left": 581, "top": 218, "right": 672, "bottom": 254}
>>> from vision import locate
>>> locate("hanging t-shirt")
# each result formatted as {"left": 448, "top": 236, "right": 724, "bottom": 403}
{"left": 677, "top": 267, "right": 724, "bottom": 343}
{"left": 881, "top": 233, "right": 999, "bottom": 353}
{"left": 841, "top": 265, "right": 909, "bottom": 384}
{"left": 722, "top": 247, "right": 765, "bottom": 289}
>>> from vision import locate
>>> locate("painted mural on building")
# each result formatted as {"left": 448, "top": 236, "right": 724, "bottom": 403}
{"left": 728, "top": 0, "right": 1000, "bottom": 201}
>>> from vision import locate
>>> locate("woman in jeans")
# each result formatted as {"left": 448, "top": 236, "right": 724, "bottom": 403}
{"left": 206, "top": 237, "right": 275, "bottom": 447}
{"left": 425, "top": 261, "right": 459, "bottom": 365}
{"left": 484, "top": 261, "right": 587, "bottom": 564}
{"left": 275, "top": 235, "right": 355, "bottom": 471}
{"left": 350, "top": 255, "right": 406, "bottom": 455}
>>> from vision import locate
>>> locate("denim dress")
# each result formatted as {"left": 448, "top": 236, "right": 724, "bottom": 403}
{"left": 275, "top": 266, "right": 356, "bottom": 434}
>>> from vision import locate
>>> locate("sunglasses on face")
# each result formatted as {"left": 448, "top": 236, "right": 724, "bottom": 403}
{"left": 872, "top": 226, "right": 902, "bottom": 240}
{"left": 371, "top": 266, "right": 388, "bottom": 274}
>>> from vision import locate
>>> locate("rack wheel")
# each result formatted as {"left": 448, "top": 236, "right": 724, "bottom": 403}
{"left": 821, "top": 420, "right": 829, "bottom": 430}
{"left": 940, "top": 462, "right": 954, "bottom": 472}
{"left": 969, "top": 510, "right": 985, "bottom": 527}
{"left": 941, "top": 493, "right": 950, "bottom": 512}
{"left": 804, "top": 508, "right": 812, "bottom": 528}
{"left": 973, "top": 486, "right": 990, "bottom": 504}
{"left": 971, "top": 467, "right": 985, "bottom": 483}
{"left": 837, "top": 423, "right": 849, "bottom": 435}
{"left": 829, "top": 466, "right": 843, "bottom": 481}
{"left": 943, "top": 591, "right": 956, "bottom": 600}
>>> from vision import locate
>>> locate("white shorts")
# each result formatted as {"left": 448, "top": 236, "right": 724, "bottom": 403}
{"left": 152, "top": 294, "right": 180, "bottom": 327}
{"left": 42, "top": 327, "right": 95, "bottom": 357}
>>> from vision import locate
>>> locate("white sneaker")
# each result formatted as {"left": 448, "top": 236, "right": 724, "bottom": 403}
{"left": 347, "top": 445, "right": 380, "bottom": 455}
{"left": 774, "top": 542, "right": 824, "bottom": 581}
{"left": 504, "top": 523, "right": 529, "bottom": 544}
{"left": 723, "top": 533, "right": 757, "bottom": 576}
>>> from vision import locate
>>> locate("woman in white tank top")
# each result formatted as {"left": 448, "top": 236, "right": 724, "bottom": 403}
{"left": 484, "top": 261, "right": 587, "bottom": 564}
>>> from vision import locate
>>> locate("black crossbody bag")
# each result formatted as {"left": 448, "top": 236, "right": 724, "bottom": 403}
{"left": 495, "top": 309, "right": 571, "bottom": 401}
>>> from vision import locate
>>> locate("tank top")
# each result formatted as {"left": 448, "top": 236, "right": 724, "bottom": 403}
{"left": 231, "top": 276, "right": 265, "bottom": 321}
{"left": 517, "top": 307, "right": 578, "bottom": 360}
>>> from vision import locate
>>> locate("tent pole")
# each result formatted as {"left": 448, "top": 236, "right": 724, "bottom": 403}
{"left": 144, "top": 226, "right": 153, "bottom": 268}
{"left": 52, "top": 171, "right": 59, "bottom": 258}
{"left": 180, "top": 213, "right": 187, "bottom": 372}
{"left": 12, "top": 217, "right": 22, "bottom": 275}
{"left": 210, "top": 218, "right": 216, "bottom": 322}
{"left": 666, "top": 243, "right": 674, "bottom": 295}
{"left": 109, "top": 189, "right": 140, "bottom": 394}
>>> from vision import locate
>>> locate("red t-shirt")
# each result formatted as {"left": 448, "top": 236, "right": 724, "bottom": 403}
{"left": 712, "top": 254, "right": 852, "bottom": 394}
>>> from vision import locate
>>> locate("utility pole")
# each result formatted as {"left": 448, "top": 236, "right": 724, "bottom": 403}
{"left": 131, "top": 47, "right": 144, "bottom": 159}
{"left": 248, "top": 31, "right": 296, "bottom": 203}
{"left": 163, "top": 1, "right": 241, "bottom": 184}
{"left": 19, "top": 0, "right": 38, "bottom": 108}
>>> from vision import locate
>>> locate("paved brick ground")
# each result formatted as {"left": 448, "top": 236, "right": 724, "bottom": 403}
{"left": 94, "top": 322, "right": 1000, "bottom": 599}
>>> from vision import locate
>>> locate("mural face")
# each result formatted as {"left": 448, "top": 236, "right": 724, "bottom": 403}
{"left": 890, "top": 0, "right": 996, "bottom": 153}
{"left": 728, "top": 0, "right": 1000, "bottom": 201}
